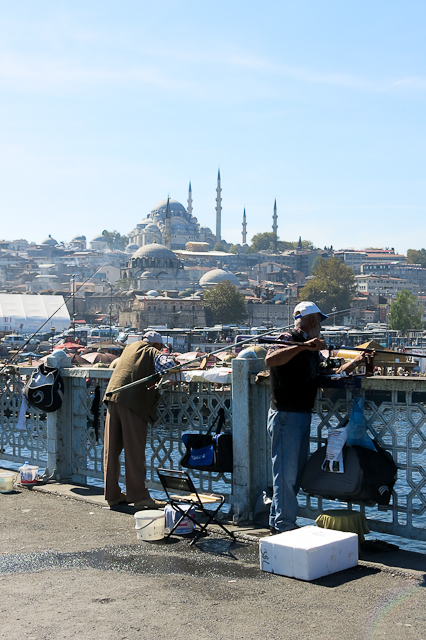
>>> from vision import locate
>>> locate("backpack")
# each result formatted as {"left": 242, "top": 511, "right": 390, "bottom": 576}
{"left": 23, "top": 363, "right": 64, "bottom": 413}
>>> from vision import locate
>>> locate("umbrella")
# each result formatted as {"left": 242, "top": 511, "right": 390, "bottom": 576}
{"left": 83, "top": 352, "right": 118, "bottom": 364}
{"left": 54, "top": 342, "right": 82, "bottom": 351}
{"left": 70, "top": 353, "right": 90, "bottom": 365}
{"left": 175, "top": 351, "right": 206, "bottom": 364}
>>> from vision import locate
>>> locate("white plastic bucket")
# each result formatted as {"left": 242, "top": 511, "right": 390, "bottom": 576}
{"left": 134, "top": 510, "right": 165, "bottom": 541}
{"left": 0, "top": 471, "right": 16, "bottom": 493}
{"left": 19, "top": 463, "right": 39, "bottom": 485}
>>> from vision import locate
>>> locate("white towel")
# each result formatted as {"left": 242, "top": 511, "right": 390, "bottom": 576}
{"left": 17, "top": 394, "right": 28, "bottom": 430}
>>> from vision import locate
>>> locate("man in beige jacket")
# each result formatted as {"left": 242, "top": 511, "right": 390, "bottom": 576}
{"left": 103, "top": 331, "right": 176, "bottom": 508}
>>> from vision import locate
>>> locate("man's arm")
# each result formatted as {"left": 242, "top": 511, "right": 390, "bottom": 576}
{"left": 265, "top": 337, "right": 327, "bottom": 368}
{"left": 334, "top": 350, "right": 372, "bottom": 375}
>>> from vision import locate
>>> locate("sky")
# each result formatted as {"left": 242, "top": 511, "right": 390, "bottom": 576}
{"left": 0, "top": 1, "right": 425, "bottom": 254}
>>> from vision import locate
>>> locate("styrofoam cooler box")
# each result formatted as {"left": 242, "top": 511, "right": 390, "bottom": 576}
{"left": 259, "top": 525, "right": 358, "bottom": 581}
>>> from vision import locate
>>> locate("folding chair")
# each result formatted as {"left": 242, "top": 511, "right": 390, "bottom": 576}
{"left": 157, "top": 468, "right": 235, "bottom": 545}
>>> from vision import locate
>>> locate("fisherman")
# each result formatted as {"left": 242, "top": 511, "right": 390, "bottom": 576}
{"left": 103, "top": 330, "right": 177, "bottom": 508}
{"left": 265, "top": 301, "right": 367, "bottom": 533}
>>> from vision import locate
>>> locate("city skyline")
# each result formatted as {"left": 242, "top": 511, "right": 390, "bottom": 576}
{"left": 0, "top": 2, "right": 425, "bottom": 253}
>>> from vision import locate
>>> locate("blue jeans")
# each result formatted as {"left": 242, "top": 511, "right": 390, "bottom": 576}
{"left": 268, "top": 409, "right": 311, "bottom": 532}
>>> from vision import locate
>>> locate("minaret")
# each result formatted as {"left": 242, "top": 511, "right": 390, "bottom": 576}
{"left": 164, "top": 195, "right": 172, "bottom": 249}
{"left": 187, "top": 181, "right": 193, "bottom": 216}
{"left": 215, "top": 169, "right": 222, "bottom": 244}
{"left": 242, "top": 208, "right": 247, "bottom": 244}
{"left": 272, "top": 199, "right": 278, "bottom": 252}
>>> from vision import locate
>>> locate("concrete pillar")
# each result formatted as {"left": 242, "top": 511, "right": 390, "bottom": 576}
{"left": 231, "top": 358, "right": 271, "bottom": 522}
{"left": 46, "top": 374, "right": 89, "bottom": 483}
{"left": 46, "top": 375, "right": 73, "bottom": 481}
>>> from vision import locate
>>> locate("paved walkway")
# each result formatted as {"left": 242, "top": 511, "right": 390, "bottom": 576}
{"left": 1, "top": 474, "right": 426, "bottom": 640}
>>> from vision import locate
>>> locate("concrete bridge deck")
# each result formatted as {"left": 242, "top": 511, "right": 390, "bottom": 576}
{"left": 2, "top": 479, "right": 426, "bottom": 640}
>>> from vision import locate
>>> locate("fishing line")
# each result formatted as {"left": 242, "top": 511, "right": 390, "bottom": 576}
{"left": 0, "top": 264, "right": 109, "bottom": 374}
{"left": 105, "top": 302, "right": 375, "bottom": 396}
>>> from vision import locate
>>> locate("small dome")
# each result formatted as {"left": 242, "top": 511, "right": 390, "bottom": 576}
{"left": 144, "top": 223, "right": 161, "bottom": 232}
{"left": 71, "top": 235, "right": 86, "bottom": 242}
{"left": 41, "top": 234, "right": 58, "bottom": 246}
{"left": 146, "top": 290, "right": 159, "bottom": 297}
{"left": 126, "top": 243, "right": 139, "bottom": 253}
{"left": 131, "top": 242, "right": 176, "bottom": 261}
{"left": 199, "top": 268, "right": 240, "bottom": 288}
{"left": 92, "top": 234, "right": 106, "bottom": 242}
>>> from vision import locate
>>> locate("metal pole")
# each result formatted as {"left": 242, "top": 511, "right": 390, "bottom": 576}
{"left": 71, "top": 274, "right": 76, "bottom": 342}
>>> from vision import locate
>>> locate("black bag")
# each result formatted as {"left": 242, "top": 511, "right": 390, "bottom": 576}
{"left": 301, "top": 441, "right": 397, "bottom": 505}
{"left": 180, "top": 408, "right": 233, "bottom": 473}
{"left": 23, "top": 363, "right": 64, "bottom": 413}
{"left": 301, "top": 445, "right": 364, "bottom": 501}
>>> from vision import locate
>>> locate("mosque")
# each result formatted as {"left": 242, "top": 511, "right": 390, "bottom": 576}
{"left": 122, "top": 172, "right": 226, "bottom": 291}
{"left": 126, "top": 172, "right": 223, "bottom": 251}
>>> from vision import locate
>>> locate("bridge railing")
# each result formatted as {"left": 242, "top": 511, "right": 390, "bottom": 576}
{"left": 1, "top": 362, "right": 426, "bottom": 540}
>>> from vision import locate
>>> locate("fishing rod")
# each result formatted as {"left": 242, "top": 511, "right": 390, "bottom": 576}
{"left": 105, "top": 302, "right": 365, "bottom": 397}
{"left": 105, "top": 322, "right": 296, "bottom": 397}
{"left": 0, "top": 264, "right": 110, "bottom": 375}
{"left": 339, "top": 346, "right": 426, "bottom": 359}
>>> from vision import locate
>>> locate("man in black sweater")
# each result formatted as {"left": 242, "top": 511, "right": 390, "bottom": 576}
{"left": 265, "top": 301, "right": 365, "bottom": 533}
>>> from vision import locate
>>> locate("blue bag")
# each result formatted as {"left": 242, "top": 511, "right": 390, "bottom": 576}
{"left": 180, "top": 408, "right": 233, "bottom": 473}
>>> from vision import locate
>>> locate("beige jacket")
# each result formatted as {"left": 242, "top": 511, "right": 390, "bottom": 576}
{"left": 103, "top": 341, "right": 160, "bottom": 423}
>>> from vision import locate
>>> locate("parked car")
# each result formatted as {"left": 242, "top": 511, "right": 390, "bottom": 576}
{"left": 2, "top": 334, "right": 27, "bottom": 348}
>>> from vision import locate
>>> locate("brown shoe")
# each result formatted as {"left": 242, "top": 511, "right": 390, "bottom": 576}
{"left": 107, "top": 493, "right": 127, "bottom": 507}
{"left": 134, "top": 497, "right": 167, "bottom": 510}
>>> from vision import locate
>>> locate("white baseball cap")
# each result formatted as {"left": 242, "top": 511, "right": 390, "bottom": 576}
{"left": 294, "top": 301, "right": 328, "bottom": 322}
{"left": 143, "top": 330, "right": 164, "bottom": 345}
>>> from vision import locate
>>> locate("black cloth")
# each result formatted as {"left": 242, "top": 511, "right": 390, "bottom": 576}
{"left": 269, "top": 329, "right": 321, "bottom": 413}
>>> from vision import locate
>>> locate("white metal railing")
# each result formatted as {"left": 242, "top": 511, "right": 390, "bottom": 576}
{"left": 1, "top": 364, "right": 426, "bottom": 540}
{"left": 0, "top": 367, "right": 232, "bottom": 498}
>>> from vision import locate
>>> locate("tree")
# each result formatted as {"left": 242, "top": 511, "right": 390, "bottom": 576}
{"left": 213, "top": 242, "right": 227, "bottom": 252}
{"left": 298, "top": 257, "right": 357, "bottom": 315}
{"left": 248, "top": 232, "right": 316, "bottom": 253}
{"left": 102, "top": 230, "right": 128, "bottom": 251}
{"left": 203, "top": 281, "right": 247, "bottom": 325}
{"left": 249, "top": 232, "right": 277, "bottom": 252}
{"left": 228, "top": 244, "right": 239, "bottom": 254}
{"left": 407, "top": 249, "right": 426, "bottom": 269}
{"left": 389, "top": 289, "right": 422, "bottom": 333}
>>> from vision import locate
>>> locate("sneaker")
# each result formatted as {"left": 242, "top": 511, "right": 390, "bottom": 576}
{"left": 107, "top": 493, "right": 127, "bottom": 507}
{"left": 134, "top": 497, "right": 167, "bottom": 510}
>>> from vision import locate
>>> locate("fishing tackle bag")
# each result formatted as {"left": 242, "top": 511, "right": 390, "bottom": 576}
{"left": 301, "top": 441, "right": 397, "bottom": 506}
{"left": 23, "top": 363, "right": 64, "bottom": 413}
{"left": 180, "top": 408, "right": 233, "bottom": 473}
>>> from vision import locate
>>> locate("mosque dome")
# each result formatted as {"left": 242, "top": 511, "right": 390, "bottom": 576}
{"left": 199, "top": 268, "right": 240, "bottom": 288}
{"left": 146, "top": 290, "right": 159, "bottom": 296}
{"left": 131, "top": 243, "right": 176, "bottom": 261}
{"left": 41, "top": 234, "right": 58, "bottom": 246}
{"left": 150, "top": 199, "right": 187, "bottom": 217}
{"left": 92, "top": 234, "right": 105, "bottom": 242}
{"left": 71, "top": 235, "right": 86, "bottom": 242}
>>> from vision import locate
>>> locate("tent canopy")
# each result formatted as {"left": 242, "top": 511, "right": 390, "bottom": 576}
{"left": 0, "top": 294, "right": 70, "bottom": 334}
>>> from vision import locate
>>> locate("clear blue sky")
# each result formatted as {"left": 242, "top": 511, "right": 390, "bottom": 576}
{"left": 0, "top": 1, "right": 425, "bottom": 253}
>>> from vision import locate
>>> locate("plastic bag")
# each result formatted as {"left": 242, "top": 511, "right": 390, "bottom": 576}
{"left": 347, "top": 396, "right": 376, "bottom": 451}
